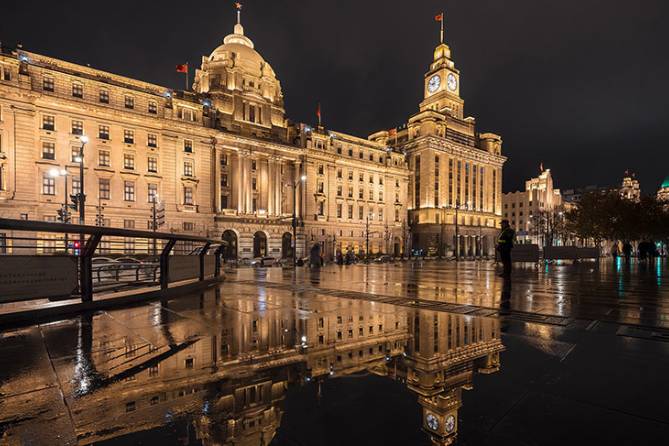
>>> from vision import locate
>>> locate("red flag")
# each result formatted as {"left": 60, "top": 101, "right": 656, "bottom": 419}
{"left": 316, "top": 102, "right": 321, "bottom": 125}
{"left": 540, "top": 162, "right": 544, "bottom": 172}
{"left": 388, "top": 128, "right": 397, "bottom": 136}
{"left": 176, "top": 64, "right": 188, "bottom": 73}
{"left": 435, "top": 13, "right": 443, "bottom": 22}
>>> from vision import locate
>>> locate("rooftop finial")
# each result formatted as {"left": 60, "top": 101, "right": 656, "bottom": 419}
{"left": 235, "top": 2, "right": 242, "bottom": 25}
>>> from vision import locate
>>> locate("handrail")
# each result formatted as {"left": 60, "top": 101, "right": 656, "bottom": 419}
{"left": 0, "top": 218, "right": 224, "bottom": 244}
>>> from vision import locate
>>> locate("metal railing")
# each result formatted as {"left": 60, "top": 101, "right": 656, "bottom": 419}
{"left": 0, "top": 218, "right": 224, "bottom": 304}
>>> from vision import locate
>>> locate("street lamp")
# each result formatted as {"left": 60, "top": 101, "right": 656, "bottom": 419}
{"left": 76, "top": 135, "right": 88, "bottom": 225}
{"left": 50, "top": 168, "right": 69, "bottom": 251}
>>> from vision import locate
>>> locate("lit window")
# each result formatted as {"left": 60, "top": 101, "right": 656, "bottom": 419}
{"left": 147, "top": 157, "right": 158, "bottom": 173}
{"left": 71, "top": 120, "right": 83, "bottom": 135}
{"left": 42, "top": 115, "right": 55, "bottom": 131}
{"left": 72, "top": 83, "right": 83, "bottom": 98}
{"left": 184, "top": 140, "right": 193, "bottom": 153}
{"left": 148, "top": 101, "right": 157, "bottom": 114}
{"left": 184, "top": 161, "right": 193, "bottom": 177}
{"left": 123, "top": 153, "right": 135, "bottom": 170}
{"left": 98, "top": 125, "right": 110, "bottom": 140}
{"left": 98, "top": 150, "right": 110, "bottom": 167}
{"left": 124, "top": 181, "right": 135, "bottom": 201}
{"left": 43, "top": 76, "right": 54, "bottom": 92}
{"left": 123, "top": 129, "right": 134, "bottom": 144}
{"left": 99, "top": 89, "right": 109, "bottom": 103}
{"left": 99, "top": 179, "right": 110, "bottom": 199}
{"left": 41, "top": 142, "right": 55, "bottom": 160}
{"left": 184, "top": 187, "right": 193, "bottom": 205}
{"left": 148, "top": 183, "right": 158, "bottom": 202}
{"left": 147, "top": 133, "right": 157, "bottom": 147}
{"left": 42, "top": 174, "right": 55, "bottom": 195}
{"left": 124, "top": 95, "right": 134, "bottom": 109}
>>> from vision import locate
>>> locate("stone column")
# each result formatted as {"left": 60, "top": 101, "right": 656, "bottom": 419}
{"left": 267, "top": 158, "right": 275, "bottom": 216}
{"left": 275, "top": 160, "right": 282, "bottom": 216}
{"left": 214, "top": 148, "right": 222, "bottom": 213}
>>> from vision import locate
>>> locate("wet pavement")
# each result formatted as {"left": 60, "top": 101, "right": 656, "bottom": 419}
{"left": 1, "top": 260, "right": 669, "bottom": 445}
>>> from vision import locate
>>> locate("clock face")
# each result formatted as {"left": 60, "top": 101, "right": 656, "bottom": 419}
{"left": 427, "top": 75, "right": 441, "bottom": 93}
{"left": 445, "top": 414, "right": 456, "bottom": 433}
{"left": 426, "top": 413, "right": 439, "bottom": 431}
{"left": 447, "top": 73, "right": 457, "bottom": 92}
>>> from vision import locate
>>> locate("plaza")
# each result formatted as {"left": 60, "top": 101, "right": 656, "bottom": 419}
{"left": 1, "top": 260, "right": 668, "bottom": 445}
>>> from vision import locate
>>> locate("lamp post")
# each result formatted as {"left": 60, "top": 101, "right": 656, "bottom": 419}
{"left": 290, "top": 174, "right": 307, "bottom": 266}
{"left": 75, "top": 135, "right": 88, "bottom": 225}
{"left": 454, "top": 199, "right": 460, "bottom": 261}
{"left": 50, "top": 167, "right": 69, "bottom": 251}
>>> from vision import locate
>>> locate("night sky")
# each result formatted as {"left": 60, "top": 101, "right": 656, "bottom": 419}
{"left": 3, "top": 0, "right": 668, "bottom": 193}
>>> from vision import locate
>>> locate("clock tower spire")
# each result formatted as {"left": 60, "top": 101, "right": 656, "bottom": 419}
{"left": 419, "top": 13, "right": 464, "bottom": 118}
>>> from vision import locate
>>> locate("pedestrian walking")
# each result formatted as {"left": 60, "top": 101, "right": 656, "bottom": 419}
{"left": 496, "top": 219, "right": 515, "bottom": 278}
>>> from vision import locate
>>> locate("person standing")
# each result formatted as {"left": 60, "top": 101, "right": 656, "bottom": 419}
{"left": 496, "top": 219, "right": 515, "bottom": 277}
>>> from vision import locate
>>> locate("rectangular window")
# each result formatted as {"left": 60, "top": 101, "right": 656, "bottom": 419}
{"left": 347, "top": 187, "right": 353, "bottom": 198}
{"left": 221, "top": 173, "right": 228, "bottom": 187}
{"left": 72, "top": 83, "right": 83, "bottom": 98}
{"left": 221, "top": 154, "right": 228, "bottom": 166}
{"left": 98, "top": 150, "right": 110, "bottom": 167}
{"left": 252, "top": 177, "right": 257, "bottom": 190}
{"left": 337, "top": 168, "right": 342, "bottom": 179}
{"left": 348, "top": 205, "right": 353, "bottom": 219}
{"left": 123, "top": 153, "right": 135, "bottom": 170}
{"left": 337, "top": 203, "right": 342, "bottom": 218}
{"left": 99, "top": 89, "right": 109, "bottom": 103}
{"left": 358, "top": 206, "right": 364, "bottom": 220}
{"left": 184, "top": 187, "right": 193, "bottom": 204}
{"left": 71, "top": 177, "right": 81, "bottom": 196}
{"left": 221, "top": 194, "right": 228, "bottom": 209}
{"left": 378, "top": 209, "right": 384, "bottom": 221}
{"left": 317, "top": 201, "right": 324, "bottom": 215}
{"left": 123, "top": 129, "right": 134, "bottom": 144}
{"left": 317, "top": 181, "right": 324, "bottom": 193}
{"left": 147, "top": 156, "right": 158, "bottom": 173}
{"left": 124, "top": 95, "right": 134, "bottom": 109}
{"left": 318, "top": 164, "right": 324, "bottom": 175}
{"left": 99, "top": 178, "right": 110, "bottom": 199}
{"left": 71, "top": 147, "right": 81, "bottom": 163}
{"left": 148, "top": 101, "right": 157, "bottom": 114}
{"left": 379, "top": 191, "right": 384, "bottom": 202}
{"left": 124, "top": 181, "right": 135, "bottom": 201}
{"left": 98, "top": 125, "right": 110, "bottom": 140}
{"left": 148, "top": 183, "right": 158, "bottom": 202}
{"left": 42, "top": 142, "right": 55, "bottom": 160}
{"left": 337, "top": 185, "right": 342, "bottom": 197}
{"left": 43, "top": 76, "right": 54, "bottom": 92}
{"left": 147, "top": 133, "right": 157, "bottom": 147}
{"left": 359, "top": 188, "right": 364, "bottom": 199}
{"left": 71, "top": 120, "right": 83, "bottom": 135}
{"left": 184, "top": 161, "right": 193, "bottom": 177}
{"left": 184, "top": 140, "right": 193, "bottom": 153}
{"left": 369, "top": 190, "right": 374, "bottom": 201}
{"left": 42, "top": 115, "right": 55, "bottom": 131}
{"left": 42, "top": 174, "right": 55, "bottom": 195}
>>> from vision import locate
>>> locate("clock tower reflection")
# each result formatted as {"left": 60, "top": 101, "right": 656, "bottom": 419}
{"left": 24, "top": 290, "right": 503, "bottom": 445}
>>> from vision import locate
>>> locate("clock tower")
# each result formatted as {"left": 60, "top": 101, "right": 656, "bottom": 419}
{"left": 420, "top": 42, "right": 464, "bottom": 119}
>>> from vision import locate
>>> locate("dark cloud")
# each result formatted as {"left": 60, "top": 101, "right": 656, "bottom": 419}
{"left": 3, "top": 0, "right": 669, "bottom": 192}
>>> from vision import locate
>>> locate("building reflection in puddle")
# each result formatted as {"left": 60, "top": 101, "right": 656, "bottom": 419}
{"left": 40, "top": 289, "right": 504, "bottom": 446}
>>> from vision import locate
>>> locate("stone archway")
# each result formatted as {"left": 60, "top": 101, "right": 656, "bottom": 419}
{"left": 281, "top": 232, "right": 292, "bottom": 259}
{"left": 253, "top": 231, "right": 268, "bottom": 258}
{"left": 221, "top": 230, "right": 238, "bottom": 260}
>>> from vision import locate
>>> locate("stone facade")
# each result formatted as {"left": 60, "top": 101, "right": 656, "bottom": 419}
{"left": 0, "top": 12, "right": 504, "bottom": 260}
{"left": 369, "top": 42, "right": 507, "bottom": 258}
{"left": 503, "top": 169, "right": 563, "bottom": 245}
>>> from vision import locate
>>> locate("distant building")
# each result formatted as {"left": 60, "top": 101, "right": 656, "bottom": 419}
{"left": 502, "top": 169, "right": 562, "bottom": 245}
{"left": 562, "top": 171, "right": 641, "bottom": 208}
{"left": 620, "top": 171, "right": 641, "bottom": 202}
{"left": 657, "top": 176, "right": 669, "bottom": 204}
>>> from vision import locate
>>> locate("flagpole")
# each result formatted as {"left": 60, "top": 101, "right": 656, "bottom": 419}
{"left": 440, "top": 12, "right": 444, "bottom": 43}
{"left": 185, "top": 63, "right": 189, "bottom": 91}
